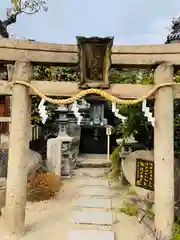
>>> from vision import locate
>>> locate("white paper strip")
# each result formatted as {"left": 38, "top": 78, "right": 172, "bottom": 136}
{"left": 112, "top": 102, "right": 127, "bottom": 123}
{"left": 38, "top": 99, "right": 48, "bottom": 124}
{"left": 142, "top": 100, "right": 155, "bottom": 127}
{"left": 72, "top": 101, "right": 83, "bottom": 125}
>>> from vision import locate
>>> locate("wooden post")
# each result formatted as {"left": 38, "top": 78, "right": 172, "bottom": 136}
{"left": 154, "top": 63, "right": 174, "bottom": 239}
{"left": 4, "top": 61, "right": 32, "bottom": 236}
{"left": 106, "top": 125, "right": 112, "bottom": 162}
{"left": 107, "top": 134, "right": 110, "bottom": 161}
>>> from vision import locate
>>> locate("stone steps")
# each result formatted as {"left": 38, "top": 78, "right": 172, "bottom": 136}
{"left": 76, "top": 161, "right": 111, "bottom": 168}
{"left": 78, "top": 154, "right": 107, "bottom": 160}
{"left": 75, "top": 198, "right": 111, "bottom": 209}
{"left": 77, "top": 186, "right": 112, "bottom": 198}
{"left": 77, "top": 154, "right": 111, "bottom": 168}
{"left": 72, "top": 210, "right": 114, "bottom": 225}
{"left": 69, "top": 229, "right": 115, "bottom": 240}
{"left": 68, "top": 177, "right": 115, "bottom": 240}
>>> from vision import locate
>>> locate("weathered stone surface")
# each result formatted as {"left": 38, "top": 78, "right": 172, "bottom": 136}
{"left": 46, "top": 137, "right": 62, "bottom": 176}
{"left": 76, "top": 161, "right": 111, "bottom": 168}
{"left": 122, "top": 150, "right": 180, "bottom": 202}
{"left": 72, "top": 210, "right": 114, "bottom": 225}
{"left": 68, "top": 121, "right": 81, "bottom": 157}
{"left": 0, "top": 140, "right": 43, "bottom": 177}
{"left": 78, "top": 186, "right": 111, "bottom": 197}
{"left": 75, "top": 198, "right": 111, "bottom": 209}
{"left": 82, "top": 179, "right": 110, "bottom": 187}
{"left": 27, "top": 149, "right": 43, "bottom": 174}
{"left": 68, "top": 230, "right": 114, "bottom": 240}
{"left": 0, "top": 186, "right": 5, "bottom": 213}
{"left": 123, "top": 195, "right": 140, "bottom": 205}
{"left": 122, "top": 150, "right": 154, "bottom": 197}
{"left": 147, "top": 191, "right": 154, "bottom": 201}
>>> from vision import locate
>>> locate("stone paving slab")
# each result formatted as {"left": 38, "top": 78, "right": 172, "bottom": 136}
{"left": 68, "top": 229, "right": 115, "bottom": 240}
{"left": 82, "top": 179, "right": 110, "bottom": 187}
{"left": 75, "top": 198, "right": 111, "bottom": 209}
{"left": 78, "top": 186, "right": 111, "bottom": 197}
{"left": 72, "top": 210, "right": 114, "bottom": 225}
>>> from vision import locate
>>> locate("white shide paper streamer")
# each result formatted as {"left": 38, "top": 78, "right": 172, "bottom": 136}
{"left": 71, "top": 101, "right": 83, "bottom": 125}
{"left": 142, "top": 100, "right": 155, "bottom": 127}
{"left": 38, "top": 99, "right": 48, "bottom": 124}
{"left": 111, "top": 102, "right": 127, "bottom": 123}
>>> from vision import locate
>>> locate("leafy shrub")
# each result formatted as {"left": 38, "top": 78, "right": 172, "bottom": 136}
{"left": 27, "top": 172, "right": 61, "bottom": 202}
{"left": 109, "top": 146, "right": 121, "bottom": 179}
{"left": 119, "top": 203, "right": 139, "bottom": 216}
{"left": 111, "top": 146, "right": 121, "bottom": 168}
{"left": 174, "top": 219, "right": 180, "bottom": 240}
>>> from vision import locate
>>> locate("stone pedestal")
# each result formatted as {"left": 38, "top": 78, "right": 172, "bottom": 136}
{"left": 46, "top": 137, "right": 62, "bottom": 177}
{"left": 68, "top": 120, "right": 81, "bottom": 158}
{"left": 60, "top": 135, "right": 73, "bottom": 177}
{"left": 56, "top": 105, "right": 74, "bottom": 177}
{"left": 68, "top": 99, "right": 90, "bottom": 160}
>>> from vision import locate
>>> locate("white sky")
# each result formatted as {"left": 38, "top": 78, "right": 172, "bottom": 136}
{"left": 1, "top": 0, "right": 180, "bottom": 45}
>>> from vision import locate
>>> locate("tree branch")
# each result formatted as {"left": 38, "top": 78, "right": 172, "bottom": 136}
{"left": 2, "top": 13, "right": 18, "bottom": 26}
{"left": 21, "top": 6, "right": 41, "bottom": 15}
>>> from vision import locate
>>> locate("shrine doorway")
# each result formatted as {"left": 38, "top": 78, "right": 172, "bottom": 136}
{"left": 79, "top": 126, "right": 107, "bottom": 154}
{"left": 79, "top": 97, "right": 117, "bottom": 154}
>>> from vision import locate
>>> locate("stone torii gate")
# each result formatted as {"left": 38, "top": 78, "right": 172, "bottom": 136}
{"left": 0, "top": 37, "right": 179, "bottom": 239}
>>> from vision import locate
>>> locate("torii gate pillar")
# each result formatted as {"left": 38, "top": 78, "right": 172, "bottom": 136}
{"left": 154, "top": 63, "right": 174, "bottom": 239}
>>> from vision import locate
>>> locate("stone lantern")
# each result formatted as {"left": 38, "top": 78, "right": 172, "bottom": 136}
{"left": 116, "top": 135, "right": 137, "bottom": 186}
{"left": 117, "top": 135, "right": 137, "bottom": 159}
{"left": 79, "top": 99, "right": 91, "bottom": 123}
{"left": 67, "top": 99, "right": 90, "bottom": 160}
{"left": 56, "top": 105, "right": 73, "bottom": 178}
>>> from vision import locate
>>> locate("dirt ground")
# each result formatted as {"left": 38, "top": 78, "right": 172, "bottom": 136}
{"left": 0, "top": 168, "right": 152, "bottom": 240}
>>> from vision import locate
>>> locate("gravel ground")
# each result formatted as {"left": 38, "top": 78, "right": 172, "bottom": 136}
{"left": 0, "top": 168, "right": 152, "bottom": 240}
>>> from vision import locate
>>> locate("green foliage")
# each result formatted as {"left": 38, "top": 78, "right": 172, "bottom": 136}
{"left": 29, "top": 66, "right": 180, "bottom": 151}
{"left": 109, "top": 68, "right": 154, "bottom": 84}
{"left": 174, "top": 219, "right": 180, "bottom": 240}
{"left": 111, "top": 145, "right": 121, "bottom": 168}
{"left": 109, "top": 68, "right": 180, "bottom": 151}
{"left": 145, "top": 206, "right": 154, "bottom": 219}
{"left": 33, "top": 66, "right": 78, "bottom": 82}
{"left": 175, "top": 71, "right": 180, "bottom": 83}
{"left": 119, "top": 203, "right": 139, "bottom": 216}
{"left": 109, "top": 146, "right": 121, "bottom": 179}
{"left": 7, "top": 0, "right": 48, "bottom": 16}
{"left": 126, "top": 189, "right": 138, "bottom": 196}
{"left": 109, "top": 68, "right": 154, "bottom": 149}
{"left": 109, "top": 68, "right": 137, "bottom": 84}
{"left": 31, "top": 66, "right": 78, "bottom": 131}
{"left": 114, "top": 103, "right": 154, "bottom": 149}
{"left": 31, "top": 96, "right": 58, "bottom": 128}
